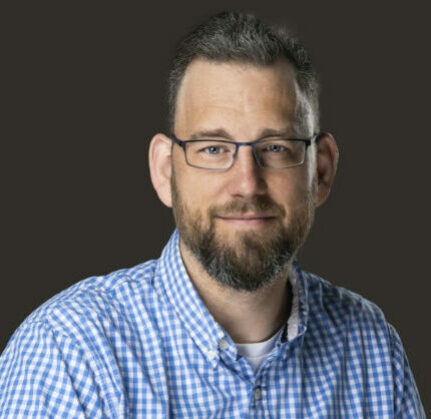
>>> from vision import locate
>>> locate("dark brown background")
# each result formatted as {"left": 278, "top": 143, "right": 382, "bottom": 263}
{"left": 1, "top": 1, "right": 430, "bottom": 414}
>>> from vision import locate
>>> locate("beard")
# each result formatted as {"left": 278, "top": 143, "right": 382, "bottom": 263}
{"left": 171, "top": 170, "right": 317, "bottom": 292}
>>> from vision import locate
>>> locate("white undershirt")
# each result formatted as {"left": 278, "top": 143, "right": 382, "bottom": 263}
{"left": 235, "top": 325, "right": 284, "bottom": 373}
{"left": 234, "top": 269, "right": 300, "bottom": 373}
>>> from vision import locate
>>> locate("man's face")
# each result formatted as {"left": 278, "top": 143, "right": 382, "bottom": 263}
{"left": 171, "top": 59, "right": 317, "bottom": 292}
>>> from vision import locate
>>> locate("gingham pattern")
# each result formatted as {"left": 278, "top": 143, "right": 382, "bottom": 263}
{"left": 0, "top": 230, "right": 425, "bottom": 418}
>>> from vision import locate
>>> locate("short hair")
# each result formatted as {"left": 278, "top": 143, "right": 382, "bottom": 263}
{"left": 167, "top": 10, "right": 320, "bottom": 135}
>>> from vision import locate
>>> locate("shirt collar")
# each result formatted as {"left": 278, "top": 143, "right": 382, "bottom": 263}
{"left": 286, "top": 259, "right": 309, "bottom": 342}
{"left": 154, "top": 230, "right": 310, "bottom": 366}
{"left": 154, "top": 230, "right": 225, "bottom": 366}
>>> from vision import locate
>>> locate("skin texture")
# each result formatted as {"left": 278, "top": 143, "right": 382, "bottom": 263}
{"left": 149, "top": 59, "right": 338, "bottom": 343}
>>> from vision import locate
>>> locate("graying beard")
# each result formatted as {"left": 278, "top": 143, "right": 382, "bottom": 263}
{"left": 183, "top": 220, "right": 294, "bottom": 292}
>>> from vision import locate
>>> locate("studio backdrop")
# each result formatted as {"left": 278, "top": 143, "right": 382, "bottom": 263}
{"left": 2, "top": 1, "right": 430, "bottom": 415}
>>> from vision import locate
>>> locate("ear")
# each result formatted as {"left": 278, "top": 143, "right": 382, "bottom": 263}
{"left": 149, "top": 133, "right": 173, "bottom": 208}
{"left": 314, "top": 133, "right": 339, "bottom": 207}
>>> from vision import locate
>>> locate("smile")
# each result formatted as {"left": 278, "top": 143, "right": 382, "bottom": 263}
{"left": 216, "top": 215, "right": 276, "bottom": 226}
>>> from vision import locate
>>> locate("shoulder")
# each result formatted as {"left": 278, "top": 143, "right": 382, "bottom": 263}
{"left": 0, "top": 261, "right": 160, "bottom": 418}
{"left": 297, "top": 269, "right": 426, "bottom": 417}
{"left": 300, "top": 269, "right": 391, "bottom": 342}
{"left": 298, "top": 269, "right": 394, "bottom": 376}
{"left": 0, "top": 259, "right": 161, "bottom": 411}
{"left": 4, "top": 259, "right": 159, "bottom": 349}
{"left": 303, "top": 272, "right": 383, "bottom": 317}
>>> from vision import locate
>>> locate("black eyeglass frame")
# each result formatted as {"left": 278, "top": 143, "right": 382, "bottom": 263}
{"left": 169, "top": 133, "right": 319, "bottom": 170}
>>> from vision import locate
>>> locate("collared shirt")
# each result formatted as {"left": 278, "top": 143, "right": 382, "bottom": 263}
{"left": 0, "top": 230, "right": 425, "bottom": 418}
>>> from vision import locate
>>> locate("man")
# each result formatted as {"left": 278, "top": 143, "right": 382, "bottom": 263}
{"left": 0, "top": 10, "right": 425, "bottom": 418}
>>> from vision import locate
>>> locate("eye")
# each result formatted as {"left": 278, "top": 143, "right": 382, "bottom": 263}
{"left": 265, "top": 143, "right": 287, "bottom": 153}
{"left": 195, "top": 143, "right": 233, "bottom": 155}
{"left": 203, "top": 145, "right": 223, "bottom": 154}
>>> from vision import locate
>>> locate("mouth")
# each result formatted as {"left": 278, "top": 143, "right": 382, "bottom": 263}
{"left": 215, "top": 214, "right": 276, "bottom": 226}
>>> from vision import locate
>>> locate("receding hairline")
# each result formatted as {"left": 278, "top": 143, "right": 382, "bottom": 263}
{"left": 166, "top": 11, "right": 320, "bottom": 135}
{"left": 173, "top": 57, "right": 315, "bottom": 137}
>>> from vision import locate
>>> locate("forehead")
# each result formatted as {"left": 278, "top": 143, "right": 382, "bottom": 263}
{"left": 174, "top": 59, "right": 301, "bottom": 138}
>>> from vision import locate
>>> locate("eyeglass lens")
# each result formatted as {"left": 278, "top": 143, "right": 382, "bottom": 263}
{"left": 185, "top": 139, "right": 305, "bottom": 169}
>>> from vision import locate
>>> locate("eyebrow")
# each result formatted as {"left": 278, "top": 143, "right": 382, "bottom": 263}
{"left": 189, "top": 127, "right": 293, "bottom": 141}
{"left": 189, "top": 129, "right": 231, "bottom": 140}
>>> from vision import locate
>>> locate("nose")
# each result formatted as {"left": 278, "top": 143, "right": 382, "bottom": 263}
{"left": 225, "top": 145, "right": 267, "bottom": 199}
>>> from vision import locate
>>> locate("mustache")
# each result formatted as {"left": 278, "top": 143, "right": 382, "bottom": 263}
{"left": 209, "top": 196, "right": 285, "bottom": 218}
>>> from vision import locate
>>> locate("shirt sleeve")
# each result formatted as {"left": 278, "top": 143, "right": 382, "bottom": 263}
{"left": 388, "top": 323, "right": 426, "bottom": 419}
{"left": 0, "top": 320, "right": 119, "bottom": 418}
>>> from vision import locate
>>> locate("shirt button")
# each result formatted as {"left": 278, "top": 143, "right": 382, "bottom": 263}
{"left": 218, "top": 338, "right": 228, "bottom": 350}
{"left": 253, "top": 387, "right": 262, "bottom": 400}
{"left": 207, "top": 350, "right": 217, "bottom": 361}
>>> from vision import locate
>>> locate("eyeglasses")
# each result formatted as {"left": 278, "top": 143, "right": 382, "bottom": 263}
{"left": 169, "top": 134, "right": 318, "bottom": 170}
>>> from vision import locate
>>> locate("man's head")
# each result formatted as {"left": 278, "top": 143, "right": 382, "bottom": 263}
{"left": 149, "top": 11, "right": 338, "bottom": 292}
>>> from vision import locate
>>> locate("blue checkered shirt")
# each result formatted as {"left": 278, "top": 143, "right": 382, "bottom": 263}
{"left": 0, "top": 230, "right": 425, "bottom": 418}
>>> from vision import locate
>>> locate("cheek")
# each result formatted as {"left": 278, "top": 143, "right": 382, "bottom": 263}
{"left": 174, "top": 169, "right": 219, "bottom": 215}
{"left": 269, "top": 171, "right": 311, "bottom": 215}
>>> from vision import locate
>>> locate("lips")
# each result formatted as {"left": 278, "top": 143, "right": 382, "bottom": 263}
{"left": 217, "top": 213, "right": 275, "bottom": 220}
{"left": 215, "top": 214, "right": 276, "bottom": 226}
{"left": 218, "top": 216, "right": 274, "bottom": 220}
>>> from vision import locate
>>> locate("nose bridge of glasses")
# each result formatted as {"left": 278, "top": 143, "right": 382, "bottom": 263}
{"left": 233, "top": 141, "right": 262, "bottom": 168}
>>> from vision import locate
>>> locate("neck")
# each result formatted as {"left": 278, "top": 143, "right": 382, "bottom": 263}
{"left": 179, "top": 238, "right": 293, "bottom": 344}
